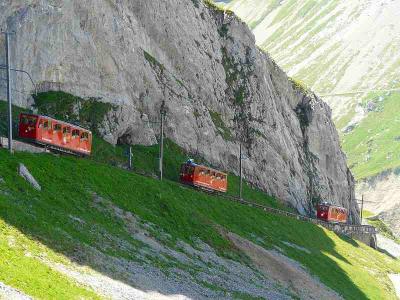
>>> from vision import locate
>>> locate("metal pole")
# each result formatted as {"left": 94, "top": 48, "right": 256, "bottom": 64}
{"left": 159, "top": 104, "right": 165, "bottom": 181}
{"left": 4, "top": 32, "right": 12, "bottom": 153}
{"left": 239, "top": 142, "right": 243, "bottom": 199}
{"left": 128, "top": 146, "right": 132, "bottom": 170}
{"left": 361, "top": 194, "right": 364, "bottom": 220}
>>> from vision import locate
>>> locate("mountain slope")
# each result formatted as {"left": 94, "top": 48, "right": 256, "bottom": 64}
{"left": 216, "top": 0, "right": 400, "bottom": 97}
{"left": 0, "top": 0, "right": 359, "bottom": 221}
{"left": 215, "top": 0, "right": 400, "bottom": 237}
{"left": 216, "top": 0, "right": 400, "bottom": 179}
{"left": 0, "top": 145, "right": 399, "bottom": 299}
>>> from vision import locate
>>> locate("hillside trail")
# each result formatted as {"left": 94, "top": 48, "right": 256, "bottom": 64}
{"left": 389, "top": 275, "right": 400, "bottom": 299}
{"left": 375, "top": 234, "right": 400, "bottom": 259}
{"left": 0, "top": 281, "right": 32, "bottom": 300}
{"left": 222, "top": 231, "right": 342, "bottom": 300}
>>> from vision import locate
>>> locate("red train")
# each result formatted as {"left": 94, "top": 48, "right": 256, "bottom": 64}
{"left": 317, "top": 202, "right": 348, "bottom": 223}
{"left": 180, "top": 160, "right": 228, "bottom": 193}
{"left": 18, "top": 113, "right": 92, "bottom": 156}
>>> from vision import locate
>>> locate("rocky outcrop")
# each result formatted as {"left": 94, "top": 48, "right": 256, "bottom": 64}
{"left": 0, "top": 0, "right": 359, "bottom": 222}
{"left": 18, "top": 163, "right": 41, "bottom": 191}
{"left": 357, "top": 171, "right": 400, "bottom": 236}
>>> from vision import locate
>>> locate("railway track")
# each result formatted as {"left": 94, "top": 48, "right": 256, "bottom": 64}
{"left": 181, "top": 182, "right": 377, "bottom": 235}
{"left": 3, "top": 137, "right": 376, "bottom": 237}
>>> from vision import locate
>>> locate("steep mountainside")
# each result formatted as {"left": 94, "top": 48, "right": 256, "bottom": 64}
{"left": 0, "top": 0, "right": 359, "bottom": 221}
{"left": 216, "top": 0, "right": 400, "bottom": 228}
{"left": 216, "top": 0, "right": 400, "bottom": 97}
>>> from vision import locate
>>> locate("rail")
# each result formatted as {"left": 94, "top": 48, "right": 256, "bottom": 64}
{"left": 0, "top": 138, "right": 376, "bottom": 236}
{"left": 220, "top": 193, "right": 377, "bottom": 235}
{"left": 116, "top": 169, "right": 377, "bottom": 236}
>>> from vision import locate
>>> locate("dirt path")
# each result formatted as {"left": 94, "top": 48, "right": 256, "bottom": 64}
{"left": 0, "top": 282, "right": 32, "bottom": 300}
{"left": 376, "top": 234, "right": 400, "bottom": 258}
{"left": 389, "top": 275, "right": 400, "bottom": 299}
{"left": 224, "top": 232, "right": 342, "bottom": 300}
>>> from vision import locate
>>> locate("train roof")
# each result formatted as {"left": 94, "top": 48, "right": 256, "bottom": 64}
{"left": 183, "top": 162, "right": 227, "bottom": 176}
{"left": 318, "top": 203, "right": 347, "bottom": 210}
{"left": 20, "top": 113, "right": 92, "bottom": 133}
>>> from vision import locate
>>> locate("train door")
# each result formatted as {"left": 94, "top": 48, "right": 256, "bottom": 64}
{"left": 79, "top": 131, "right": 90, "bottom": 153}
{"left": 38, "top": 118, "right": 52, "bottom": 143}
{"left": 19, "top": 114, "right": 38, "bottom": 139}
{"left": 210, "top": 171, "right": 216, "bottom": 189}
{"left": 52, "top": 122, "right": 62, "bottom": 146}
{"left": 62, "top": 126, "right": 71, "bottom": 146}
{"left": 220, "top": 174, "right": 227, "bottom": 192}
{"left": 197, "top": 167, "right": 205, "bottom": 184}
{"left": 71, "top": 129, "right": 80, "bottom": 150}
{"left": 215, "top": 173, "right": 227, "bottom": 192}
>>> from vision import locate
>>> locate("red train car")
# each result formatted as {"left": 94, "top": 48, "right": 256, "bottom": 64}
{"left": 317, "top": 202, "right": 348, "bottom": 223}
{"left": 18, "top": 113, "right": 92, "bottom": 156}
{"left": 180, "top": 160, "right": 228, "bottom": 193}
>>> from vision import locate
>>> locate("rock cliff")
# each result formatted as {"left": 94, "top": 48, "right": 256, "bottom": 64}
{"left": 0, "top": 0, "right": 360, "bottom": 223}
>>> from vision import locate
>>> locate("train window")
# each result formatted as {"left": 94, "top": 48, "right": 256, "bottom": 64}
{"left": 63, "top": 127, "right": 71, "bottom": 135}
{"left": 43, "top": 121, "right": 49, "bottom": 129}
{"left": 211, "top": 172, "right": 215, "bottom": 177}
{"left": 205, "top": 170, "right": 210, "bottom": 175}
{"left": 80, "top": 132, "right": 89, "bottom": 140}
{"left": 54, "top": 124, "right": 62, "bottom": 131}
{"left": 72, "top": 129, "right": 80, "bottom": 138}
{"left": 28, "top": 117, "right": 37, "bottom": 125}
{"left": 21, "top": 116, "right": 29, "bottom": 125}
{"left": 188, "top": 166, "right": 194, "bottom": 175}
{"left": 200, "top": 169, "right": 205, "bottom": 175}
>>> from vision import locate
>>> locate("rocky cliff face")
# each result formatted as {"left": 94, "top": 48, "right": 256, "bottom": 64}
{"left": 0, "top": 0, "right": 360, "bottom": 223}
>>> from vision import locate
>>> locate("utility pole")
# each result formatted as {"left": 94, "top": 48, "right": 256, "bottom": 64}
{"left": 360, "top": 194, "right": 364, "bottom": 220}
{"left": 159, "top": 102, "right": 167, "bottom": 180}
{"left": 128, "top": 146, "right": 132, "bottom": 170}
{"left": 3, "top": 32, "right": 13, "bottom": 153}
{"left": 239, "top": 142, "right": 243, "bottom": 199}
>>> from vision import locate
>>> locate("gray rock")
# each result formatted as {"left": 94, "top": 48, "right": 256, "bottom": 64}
{"left": 0, "top": 0, "right": 359, "bottom": 223}
{"left": 18, "top": 163, "right": 41, "bottom": 191}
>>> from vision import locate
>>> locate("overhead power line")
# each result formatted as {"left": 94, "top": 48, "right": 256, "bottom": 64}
{"left": 319, "top": 88, "right": 400, "bottom": 97}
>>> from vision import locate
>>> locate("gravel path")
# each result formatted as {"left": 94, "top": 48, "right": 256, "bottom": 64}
{"left": 389, "top": 275, "right": 400, "bottom": 299}
{"left": 376, "top": 234, "right": 400, "bottom": 258}
{"left": 0, "top": 282, "right": 32, "bottom": 300}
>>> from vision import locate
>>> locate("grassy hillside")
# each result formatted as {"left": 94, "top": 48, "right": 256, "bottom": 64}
{"left": 0, "top": 92, "right": 399, "bottom": 298}
{"left": 0, "top": 94, "right": 399, "bottom": 298}
{"left": 0, "top": 143, "right": 399, "bottom": 299}
{"left": 342, "top": 91, "right": 400, "bottom": 179}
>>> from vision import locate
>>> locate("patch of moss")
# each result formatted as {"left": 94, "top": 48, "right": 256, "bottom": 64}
{"left": 234, "top": 86, "right": 246, "bottom": 105}
{"left": 218, "top": 24, "right": 230, "bottom": 38}
{"left": 289, "top": 77, "right": 310, "bottom": 95}
{"left": 32, "top": 91, "right": 115, "bottom": 134}
{"left": 144, "top": 50, "right": 165, "bottom": 71}
{"left": 190, "top": 0, "right": 200, "bottom": 8}
{"left": 209, "top": 110, "right": 233, "bottom": 141}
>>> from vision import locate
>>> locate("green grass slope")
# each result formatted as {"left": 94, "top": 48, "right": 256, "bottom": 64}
{"left": 0, "top": 137, "right": 398, "bottom": 298}
{"left": 342, "top": 91, "right": 400, "bottom": 179}
{"left": 0, "top": 93, "right": 399, "bottom": 298}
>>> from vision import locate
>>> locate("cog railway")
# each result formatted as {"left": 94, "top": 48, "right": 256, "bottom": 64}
{"left": 15, "top": 113, "right": 375, "bottom": 238}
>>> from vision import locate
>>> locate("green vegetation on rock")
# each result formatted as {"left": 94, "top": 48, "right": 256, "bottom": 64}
{"left": 209, "top": 110, "right": 233, "bottom": 141}
{"left": 32, "top": 91, "right": 115, "bottom": 134}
